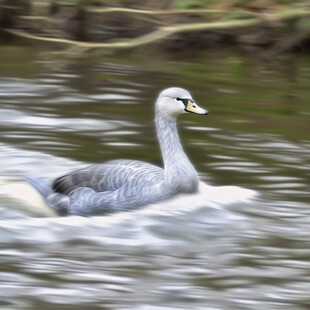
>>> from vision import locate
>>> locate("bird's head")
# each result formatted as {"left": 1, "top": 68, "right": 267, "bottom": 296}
{"left": 156, "top": 87, "right": 208, "bottom": 119}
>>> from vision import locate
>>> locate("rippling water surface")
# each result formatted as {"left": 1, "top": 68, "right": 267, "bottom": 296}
{"left": 0, "top": 45, "right": 309, "bottom": 310}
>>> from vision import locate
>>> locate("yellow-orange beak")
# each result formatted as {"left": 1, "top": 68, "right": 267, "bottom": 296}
{"left": 184, "top": 100, "right": 208, "bottom": 115}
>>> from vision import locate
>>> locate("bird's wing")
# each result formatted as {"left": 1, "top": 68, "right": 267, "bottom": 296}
{"left": 52, "top": 159, "right": 162, "bottom": 195}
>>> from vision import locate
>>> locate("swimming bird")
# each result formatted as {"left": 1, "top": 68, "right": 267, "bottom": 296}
{"left": 27, "top": 87, "right": 208, "bottom": 216}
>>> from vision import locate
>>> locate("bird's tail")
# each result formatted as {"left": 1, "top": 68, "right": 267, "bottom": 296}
{"left": 26, "top": 177, "right": 53, "bottom": 199}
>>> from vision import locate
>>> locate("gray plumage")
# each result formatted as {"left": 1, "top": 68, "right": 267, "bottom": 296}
{"left": 27, "top": 87, "right": 208, "bottom": 216}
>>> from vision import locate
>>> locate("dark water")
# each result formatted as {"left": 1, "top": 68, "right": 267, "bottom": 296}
{"left": 0, "top": 44, "right": 309, "bottom": 310}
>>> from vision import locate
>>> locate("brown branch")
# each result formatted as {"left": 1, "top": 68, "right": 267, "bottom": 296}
{"left": 5, "top": 9, "right": 310, "bottom": 52}
{"left": 84, "top": 7, "right": 226, "bottom": 15}
{"left": 5, "top": 18, "right": 261, "bottom": 50}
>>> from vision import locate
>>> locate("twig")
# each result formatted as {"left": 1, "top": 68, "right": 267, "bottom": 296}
{"left": 263, "top": 29, "right": 310, "bottom": 58}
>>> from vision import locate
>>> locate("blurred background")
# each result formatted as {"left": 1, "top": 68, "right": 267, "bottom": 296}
{"left": 0, "top": 1, "right": 310, "bottom": 309}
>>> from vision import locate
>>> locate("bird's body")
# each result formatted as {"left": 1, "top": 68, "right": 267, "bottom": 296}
{"left": 27, "top": 87, "right": 208, "bottom": 216}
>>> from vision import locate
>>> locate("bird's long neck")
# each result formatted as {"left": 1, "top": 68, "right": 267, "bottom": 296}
{"left": 155, "top": 112, "right": 198, "bottom": 192}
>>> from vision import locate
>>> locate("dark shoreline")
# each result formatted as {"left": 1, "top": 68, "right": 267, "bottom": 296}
{"left": 1, "top": 1, "right": 310, "bottom": 57}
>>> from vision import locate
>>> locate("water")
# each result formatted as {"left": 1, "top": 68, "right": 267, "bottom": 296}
{"left": 0, "top": 44, "right": 309, "bottom": 310}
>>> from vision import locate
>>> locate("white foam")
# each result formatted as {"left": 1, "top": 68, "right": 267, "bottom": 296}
{"left": 0, "top": 179, "right": 257, "bottom": 218}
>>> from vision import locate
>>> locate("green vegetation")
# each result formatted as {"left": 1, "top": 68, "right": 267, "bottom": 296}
{"left": 172, "top": 0, "right": 206, "bottom": 9}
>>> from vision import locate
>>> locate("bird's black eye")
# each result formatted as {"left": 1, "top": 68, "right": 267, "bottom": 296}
{"left": 176, "top": 98, "right": 181, "bottom": 101}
